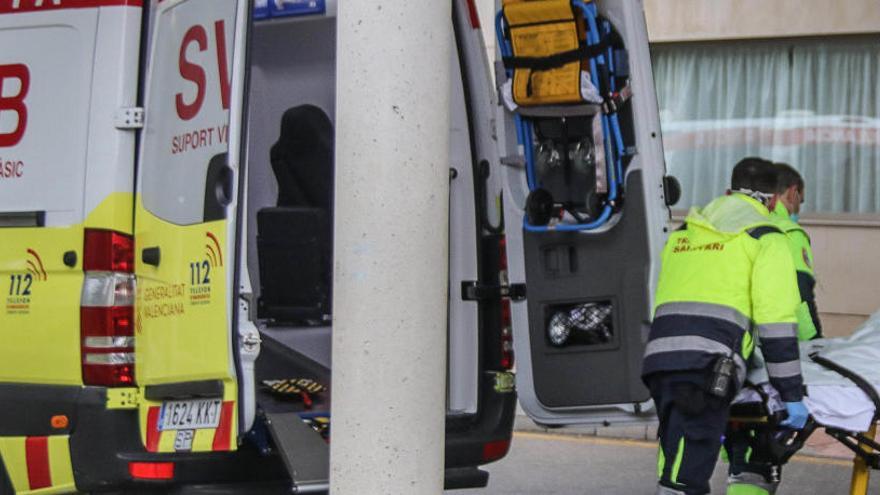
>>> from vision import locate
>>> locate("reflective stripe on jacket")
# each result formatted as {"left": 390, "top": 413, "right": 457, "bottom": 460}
{"left": 643, "top": 194, "right": 804, "bottom": 402}
{"left": 772, "top": 202, "right": 822, "bottom": 340}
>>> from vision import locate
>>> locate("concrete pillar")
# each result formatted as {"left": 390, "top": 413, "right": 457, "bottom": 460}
{"left": 330, "top": 0, "right": 452, "bottom": 493}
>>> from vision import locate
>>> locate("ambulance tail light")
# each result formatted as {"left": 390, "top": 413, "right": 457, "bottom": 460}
{"left": 84, "top": 229, "right": 135, "bottom": 272}
{"left": 81, "top": 229, "right": 136, "bottom": 387}
{"left": 129, "top": 461, "right": 175, "bottom": 480}
{"left": 481, "top": 439, "right": 511, "bottom": 463}
{"left": 499, "top": 237, "right": 514, "bottom": 370}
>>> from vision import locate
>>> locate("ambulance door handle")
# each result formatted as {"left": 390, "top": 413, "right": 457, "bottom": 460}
{"left": 142, "top": 247, "right": 161, "bottom": 267}
{"left": 203, "top": 154, "right": 233, "bottom": 222}
{"left": 63, "top": 251, "right": 77, "bottom": 268}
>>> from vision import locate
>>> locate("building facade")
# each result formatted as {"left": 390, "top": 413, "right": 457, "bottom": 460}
{"left": 646, "top": 0, "right": 880, "bottom": 337}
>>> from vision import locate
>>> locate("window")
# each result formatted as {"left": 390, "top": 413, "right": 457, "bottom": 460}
{"left": 140, "top": 0, "right": 238, "bottom": 226}
{"left": 653, "top": 37, "right": 880, "bottom": 216}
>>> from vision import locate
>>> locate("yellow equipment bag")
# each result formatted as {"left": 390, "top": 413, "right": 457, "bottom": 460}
{"left": 502, "top": 0, "right": 592, "bottom": 106}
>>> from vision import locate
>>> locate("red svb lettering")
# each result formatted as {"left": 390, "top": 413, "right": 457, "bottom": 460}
{"left": 0, "top": 64, "right": 29, "bottom": 147}
{"left": 176, "top": 25, "right": 208, "bottom": 121}
{"left": 175, "top": 21, "right": 231, "bottom": 121}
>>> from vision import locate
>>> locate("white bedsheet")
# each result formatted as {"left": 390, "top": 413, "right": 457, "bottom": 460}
{"left": 735, "top": 309, "right": 880, "bottom": 432}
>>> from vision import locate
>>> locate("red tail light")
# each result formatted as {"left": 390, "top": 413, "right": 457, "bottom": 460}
{"left": 481, "top": 439, "right": 511, "bottom": 463}
{"left": 499, "top": 236, "right": 514, "bottom": 370}
{"left": 81, "top": 229, "right": 136, "bottom": 387}
{"left": 129, "top": 462, "right": 174, "bottom": 480}
{"left": 84, "top": 229, "right": 134, "bottom": 272}
{"left": 498, "top": 237, "right": 508, "bottom": 271}
{"left": 81, "top": 306, "right": 133, "bottom": 338}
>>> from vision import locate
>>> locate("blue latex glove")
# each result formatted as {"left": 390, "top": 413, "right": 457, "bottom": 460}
{"left": 780, "top": 401, "right": 809, "bottom": 429}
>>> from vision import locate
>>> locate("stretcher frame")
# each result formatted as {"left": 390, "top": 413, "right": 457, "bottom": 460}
{"left": 731, "top": 354, "right": 880, "bottom": 495}
{"left": 729, "top": 415, "right": 878, "bottom": 495}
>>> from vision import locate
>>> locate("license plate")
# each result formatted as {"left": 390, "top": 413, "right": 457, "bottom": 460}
{"left": 159, "top": 399, "right": 223, "bottom": 431}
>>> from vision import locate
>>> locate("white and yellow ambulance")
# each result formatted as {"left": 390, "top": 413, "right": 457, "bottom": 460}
{"left": 0, "top": 0, "right": 522, "bottom": 492}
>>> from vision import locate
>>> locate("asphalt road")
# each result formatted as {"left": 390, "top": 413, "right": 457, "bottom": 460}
{"left": 451, "top": 431, "right": 876, "bottom": 495}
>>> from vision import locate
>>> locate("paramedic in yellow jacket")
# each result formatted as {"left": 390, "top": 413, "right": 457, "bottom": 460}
{"left": 642, "top": 158, "right": 808, "bottom": 495}
{"left": 724, "top": 161, "right": 820, "bottom": 495}
{"left": 772, "top": 162, "right": 822, "bottom": 340}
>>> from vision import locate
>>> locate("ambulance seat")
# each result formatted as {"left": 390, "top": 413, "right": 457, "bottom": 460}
{"left": 270, "top": 105, "right": 333, "bottom": 210}
{"left": 257, "top": 208, "right": 331, "bottom": 323}
{"left": 257, "top": 105, "right": 334, "bottom": 324}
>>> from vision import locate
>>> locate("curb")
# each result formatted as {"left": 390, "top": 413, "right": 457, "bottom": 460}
{"left": 513, "top": 413, "right": 659, "bottom": 441}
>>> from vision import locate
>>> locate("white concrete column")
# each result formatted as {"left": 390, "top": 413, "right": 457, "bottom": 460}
{"left": 330, "top": 0, "right": 452, "bottom": 493}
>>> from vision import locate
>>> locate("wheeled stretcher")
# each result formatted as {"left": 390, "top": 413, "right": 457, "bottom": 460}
{"left": 731, "top": 310, "right": 880, "bottom": 494}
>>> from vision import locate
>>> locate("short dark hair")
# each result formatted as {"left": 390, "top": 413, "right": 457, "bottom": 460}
{"left": 730, "top": 157, "right": 776, "bottom": 193}
{"left": 774, "top": 162, "right": 804, "bottom": 194}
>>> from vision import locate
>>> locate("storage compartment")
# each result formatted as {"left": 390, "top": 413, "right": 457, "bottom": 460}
{"left": 544, "top": 300, "right": 615, "bottom": 348}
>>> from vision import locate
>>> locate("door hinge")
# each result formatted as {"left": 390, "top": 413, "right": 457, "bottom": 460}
{"left": 114, "top": 107, "right": 145, "bottom": 129}
{"left": 461, "top": 281, "right": 526, "bottom": 302}
{"left": 241, "top": 331, "right": 262, "bottom": 353}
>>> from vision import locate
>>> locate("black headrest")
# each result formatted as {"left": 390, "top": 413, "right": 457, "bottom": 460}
{"left": 270, "top": 105, "right": 334, "bottom": 209}
{"left": 277, "top": 104, "right": 333, "bottom": 151}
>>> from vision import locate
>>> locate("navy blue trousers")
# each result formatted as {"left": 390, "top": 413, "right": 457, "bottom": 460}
{"left": 649, "top": 371, "right": 732, "bottom": 495}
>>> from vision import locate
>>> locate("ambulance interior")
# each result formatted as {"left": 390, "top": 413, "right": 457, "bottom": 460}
{"left": 240, "top": 1, "right": 880, "bottom": 487}
{"left": 240, "top": 6, "right": 488, "bottom": 430}
{"left": 242, "top": 13, "right": 338, "bottom": 418}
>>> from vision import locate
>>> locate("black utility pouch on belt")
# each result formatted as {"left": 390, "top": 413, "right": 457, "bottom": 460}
{"left": 708, "top": 355, "right": 736, "bottom": 397}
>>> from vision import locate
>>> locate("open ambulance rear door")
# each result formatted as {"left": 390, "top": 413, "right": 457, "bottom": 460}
{"left": 497, "top": 0, "right": 675, "bottom": 426}
{"left": 134, "top": 0, "right": 252, "bottom": 454}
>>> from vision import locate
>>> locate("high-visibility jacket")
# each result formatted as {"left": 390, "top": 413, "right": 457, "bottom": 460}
{"left": 642, "top": 194, "right": 804, "bottom": 402}
{"left": 772, "top": 202, "right": 822, "bottom": 341}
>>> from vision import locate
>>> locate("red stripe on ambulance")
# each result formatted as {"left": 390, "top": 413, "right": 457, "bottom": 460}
{"left": 25, "top": 436, "right": 51, "bottom": 490}
{"left": 0, "top": 1, "right": 142, "bottom": 14}
{"left": 211, "top": 401, "right": 234, "bottom": 451}
{"left": 145, "top": 406, "right": 161, "bottom": 452}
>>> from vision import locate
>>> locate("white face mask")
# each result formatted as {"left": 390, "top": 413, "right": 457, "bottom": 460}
{"left": 731, "top": 188, "right": 775, "bottom": 207}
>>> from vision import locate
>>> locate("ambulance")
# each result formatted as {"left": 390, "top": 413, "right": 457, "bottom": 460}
{"left": 0, "top": 0, "right": 675, "bottom": 492}
{"left": 0, "top": 0, "right": 523, "bottom": 492}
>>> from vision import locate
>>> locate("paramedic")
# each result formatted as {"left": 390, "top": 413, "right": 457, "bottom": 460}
{"left": 724, "top": 161, "right": 819, "bottom": 495}
{"left": 642, "top": 157, "right": 807, "bottom": 495}
{"left": 772, "top": 162, "right": 822, "bottom": 340}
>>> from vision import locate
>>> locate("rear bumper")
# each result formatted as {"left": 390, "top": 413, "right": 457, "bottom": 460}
{"left": 0, "top": 384, "right": 289, "bottom": 493}
{"left": 0, "top": 374, "right": 515, "bottom": 492}
{"left": 444, "top": 372, "right": 517, "bottom": 474}
{"left": 73, "top": 389, "right": 292, "bottom": 492}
